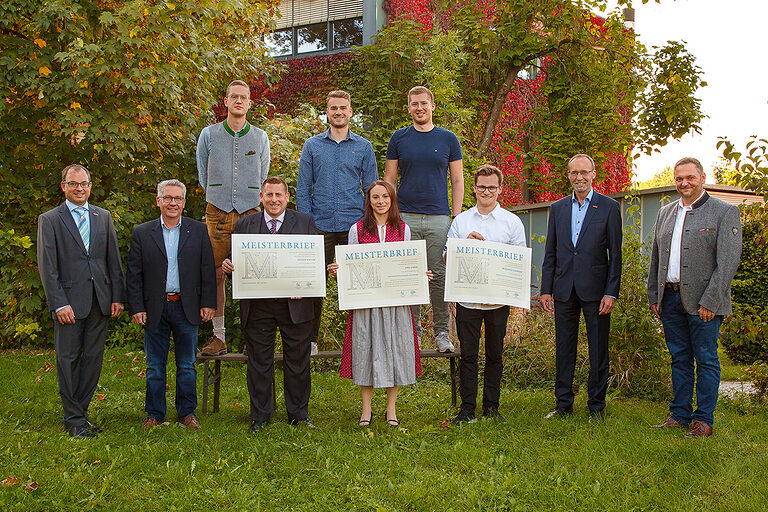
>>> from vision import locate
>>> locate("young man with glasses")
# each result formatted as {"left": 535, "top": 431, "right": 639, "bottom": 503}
{"left": 126, "top": 179, "right": 217, "bottom": 431}
{"left": 37, "top": 164, "right": 126, "bottom": 438}
{"left": 196, "top": 79, "right": 270, "bottom": 356}
{"left": 446, "top": 165, "right": 527, "bottom": 424}
{"left": 539, "top": 154, "right": 622, "bottom": 421}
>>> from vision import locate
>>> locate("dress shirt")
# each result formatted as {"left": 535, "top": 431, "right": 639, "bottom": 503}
{"left": 666, "top": 191, "right": 705, "bottom": 283}
{"left": 446, "top": 203, "right": 527, "bottom": 310}
{"left": 161, "top": 217, "right": 181, "bottom": 293}
{"left": 296, "top": 129, "right": 377, "bottom": 232}
{"left": 56, "top": 201, "right": 91, "bottom": 313}
{"left": 264, "top": 210, "right": 286, "bottom": 232}
{"left": 571, "top": 189, "right": 594, "bottom": 247}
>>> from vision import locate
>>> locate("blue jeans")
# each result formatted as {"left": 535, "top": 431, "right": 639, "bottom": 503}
{"left": 660, "top": 290, "right": 722, "bottom": 426}
{"left": 144, "top": 300, "right": 198, "bottom": 421}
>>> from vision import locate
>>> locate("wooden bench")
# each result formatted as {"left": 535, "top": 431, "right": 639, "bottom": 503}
{"left": 196, "top": 349, "right": 460, "bottom": 415}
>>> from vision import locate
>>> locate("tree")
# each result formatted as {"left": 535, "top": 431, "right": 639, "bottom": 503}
{"left": 635, "top": 166, "right": 674, "bottom": 189}
{"left": 0, "top": 0, "right": 278, "bottom": 346}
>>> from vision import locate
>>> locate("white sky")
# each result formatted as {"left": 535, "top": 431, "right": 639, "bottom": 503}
{"left": 598, "top": 0, "right": 768, "bottom": 182}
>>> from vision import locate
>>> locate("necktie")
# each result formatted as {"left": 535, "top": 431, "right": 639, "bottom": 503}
{"left": 74, "top": 206, "right": 90, "bottom": 253}
{"left": 269, "top": 218, "right": 278, "bottom": 234}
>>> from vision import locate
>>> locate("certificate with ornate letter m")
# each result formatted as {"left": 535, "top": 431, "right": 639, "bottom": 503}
{"left": 444, "top": 238, "right": 532, "bottom": 309}
{"left": 231, "top": 234, "right": 326, "bottom": 299}
{"left": 335, "top": 240, "right": 429, "bottom": 310}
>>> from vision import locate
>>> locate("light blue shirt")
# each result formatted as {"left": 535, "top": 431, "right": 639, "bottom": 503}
{"left": 571, "top": 189, "right": 594, "bottom": 247}
{"left": 65, "top": 200, "right": 90, "bottom": 238}
{"left": 161, "top": 217, "right": 181, "bottom": 293}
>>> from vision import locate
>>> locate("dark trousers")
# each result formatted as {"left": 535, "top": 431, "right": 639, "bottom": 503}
{"left": 244, "top": 300, "right": 312, "bottom": 423}
{"left": 554, "top": 289, "right": 610, "bottom": 412}
{"left": 455, "top": 304, "right": 510, "bottom": 415}
{"left": 53, "top": 293, "right": 108, "bottom": 428}
{"left": 311, "top": 230, "right": 349, "bottom": 344}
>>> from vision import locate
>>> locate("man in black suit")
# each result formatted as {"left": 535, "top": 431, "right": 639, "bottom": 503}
{"left": 540, "top": 154, "right": 622, "bottom": 421}
{"left": 37, "top": 164, "right": 126, "bottom": 438}
{"left": 126, "top": 179, "right": 216, "bottom": 430}
{"left": 222, "top": 176, "right": 318, "bottom": 433}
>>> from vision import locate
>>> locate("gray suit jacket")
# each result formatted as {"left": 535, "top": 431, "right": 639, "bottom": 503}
{"left": 647, "top": 192, "right": 742, "bottom": 315}
{"left": 37, "top": 202, "right": 126, "bottom": 319}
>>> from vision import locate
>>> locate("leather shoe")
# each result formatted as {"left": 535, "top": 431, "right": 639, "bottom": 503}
{"left": 249, "top": 420, "right": 268, "bottom": 434}
{"left": 289, "top": 418, "right": 319, "bottom": 429}
{"left": 451, "top": 411, "right": 476, "bottom": 425}
{"left": 179, "top": 414, "right": 201, "bottom": 430}
{"left": 68, "top": 425, "right": 97, "bottom": 439}
{"left": 142, "top": 416, "right": 162, "bottom": 430}
{"left": 482, "top": 409, "right": 505, "bottom": 422}
{"left": 201, "top": 335, "right": 227, "bottom": 356}
{"left": 685, "top": 420, "right": 713, "bottom": 438}
{"left": 84, "top": 419, "right": 103, "bottom": 433}
{"left": 588, "top": 409, "right": 605, "bottom": 422}
{"left": 544, "top": 408, "right": 572, "bottom": 419}
{"left": 651, "top": 416, "right": 690, "bottom": 429}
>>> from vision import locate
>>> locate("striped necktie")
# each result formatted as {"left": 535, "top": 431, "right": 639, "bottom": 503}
{"left": 269, "top": 218, "right": 278, "bottom": 234}
{"left": 74, "top": 206, "right": 90, "bottom": 253}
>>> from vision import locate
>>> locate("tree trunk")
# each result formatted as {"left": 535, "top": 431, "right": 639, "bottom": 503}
{"left": 477, "top": 65, "right": 522, "bottom": 158}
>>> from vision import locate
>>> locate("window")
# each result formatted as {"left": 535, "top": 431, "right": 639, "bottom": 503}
{"left": 265, "top": 28, "right": 293, "bottom": 57}
{"left": 333, "top": 17, "right": 363, "bottom": 49}
{"left": 297, "top": 23, "right": 329, "bottom": 54}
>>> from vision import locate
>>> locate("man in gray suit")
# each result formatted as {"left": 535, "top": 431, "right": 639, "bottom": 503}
{"left": 647, "top": 157, "right": 741, "bottom": 438}
{"left": 37, "top": 164, "right": 126, "bottom": 438}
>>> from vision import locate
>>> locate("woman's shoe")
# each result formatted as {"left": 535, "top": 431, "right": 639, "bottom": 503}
{"left": 385, "top": 413, "right": 399, "bottom": 428}
{"left": 358, "top": 414, "right": 372, "bottom": 427}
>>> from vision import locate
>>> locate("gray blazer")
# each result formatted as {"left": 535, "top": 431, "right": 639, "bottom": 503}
{"left": 646, "top": 192, "right": 741, "bottom": 315}
{"left": 37, "top": 202, "right": 126, "bottom": 319}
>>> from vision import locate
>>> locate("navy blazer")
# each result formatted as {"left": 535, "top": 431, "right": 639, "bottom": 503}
{"left": 126, "top": 217, "right": 217, "bottom": 331}
{"left": 540, "top": 191, "right": 622, "bottom": 302}
{"left": 233, "top": 209, "right": 318, "bottom": 325}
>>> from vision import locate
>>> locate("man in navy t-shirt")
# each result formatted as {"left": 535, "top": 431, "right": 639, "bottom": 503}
{"left": 384, "top": 86, "right": 464, "bottom": 352}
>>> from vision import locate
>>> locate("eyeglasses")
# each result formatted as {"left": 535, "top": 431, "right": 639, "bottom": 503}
{"left": 63, "top": 181, "right": 92, "bottom": 189}
{"left": 159, "top": 196, "right": 185, "bottom": 204}
{"left": 475, "top": 185, "right": 499, "bottom": 193}
{"left": 568, "top": 170, "right": 593, "bottom": 177}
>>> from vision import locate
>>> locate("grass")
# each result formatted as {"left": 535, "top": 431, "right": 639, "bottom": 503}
{"left": 719, "top": 348, "right": 749, "bottom": 381}
{"left": 1, "top": 348, "right": 767, "bottom": 511}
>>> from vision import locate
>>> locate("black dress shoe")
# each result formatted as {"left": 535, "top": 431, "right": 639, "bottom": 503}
{"left": 544, "top": 407, "right": 572, "bottom": 419}
{"left": 482, "top": 409, "right": 506, "bottom": 422}
{"left": 289, "top": 418, "right": 319, "bottom": 429}
{"left": 68, "top": 425, "right": 98, "bottom": 439}
{"left": 249, "top": 421, "right": 268, "bottom": 434}
{"left": 84, "top": 420, "right": 103, "bottom": 433}
{"left": 589, "top": 409, "right": 605, "bottom": 422}
{"left": 450, "top": 411, "right": 476, "bottom": 425}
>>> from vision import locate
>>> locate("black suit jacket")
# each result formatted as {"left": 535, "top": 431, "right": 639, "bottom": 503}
{"left": 37, "top": 202, "right": 126, "bottom": 319}
{"left": 126, "top": 217, "right": 217, "bottom": 332}
{"left": 541, "top": 191, "right": 622, "bottom": 302}
{"left": 233, "top": 209, "right": 317, "bottom": 325}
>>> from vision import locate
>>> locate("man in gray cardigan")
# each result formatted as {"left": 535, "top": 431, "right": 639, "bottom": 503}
{"left": 647, "top": 157, "right": 741, "bottom": 438}
{"left": 196, "top": 79, "right": 270, "bottom": 355}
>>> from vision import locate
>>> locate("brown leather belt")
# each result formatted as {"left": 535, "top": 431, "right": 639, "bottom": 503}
{"left": 166, "top": 293, "right": 181, "bottom": 301}
{"left": 665, "top": 282, "right": 680, "bottom": 292}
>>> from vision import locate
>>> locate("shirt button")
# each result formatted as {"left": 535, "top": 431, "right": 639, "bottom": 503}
{"left": 234, "top": 167, "right": 238, "bottom": 170}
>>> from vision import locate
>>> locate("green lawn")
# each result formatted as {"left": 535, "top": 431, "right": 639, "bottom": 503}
{"left": 1, "top": 349, "right": 766, "bottom": 511}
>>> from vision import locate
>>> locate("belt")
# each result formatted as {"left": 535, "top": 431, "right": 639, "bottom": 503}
{"left": 664, "top": 282, "right": 680, "bottom": 292}
{"left": 166, "top": 293, "right": 181, "bottom": 301}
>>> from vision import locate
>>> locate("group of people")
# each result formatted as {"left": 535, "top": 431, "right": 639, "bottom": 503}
{"left": 36, "top": 81, "right": 741, "bottom": 441}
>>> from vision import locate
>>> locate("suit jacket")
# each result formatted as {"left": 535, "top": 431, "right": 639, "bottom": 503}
{"left": 541, "top": 191, "right": 622, "bottom": 302}
{"left": 37, "top": 202, "right": 126, "bottom": 319}
{"left": 647, "top": 192, "right": 742, "bottom": 316}
{"left": 233, "top": 209, "right": 317, "bottom": 325}
{"left": 126, "top": 216, "right": 217, "bottom": 331}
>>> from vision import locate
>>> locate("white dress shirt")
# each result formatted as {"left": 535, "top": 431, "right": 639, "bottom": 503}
{"left": 666, "top": 191, "right": 705, "bottom": 283}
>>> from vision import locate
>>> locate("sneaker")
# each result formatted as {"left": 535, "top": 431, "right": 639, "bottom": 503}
{"left": 310, "top": 342, "right": 318, "bottom": 356}
{"left": 435, "top": 332, "right": 455, "bottom": 353}
{"left": 201, "top": 335, "right": 227, "bottom": 356}
{"left": 451, "top": 411, "right": 476, "bottom": 425}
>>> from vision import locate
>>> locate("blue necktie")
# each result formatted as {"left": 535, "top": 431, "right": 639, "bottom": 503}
{"left": 74, "top": 207, "right": 90, "bottom": 253}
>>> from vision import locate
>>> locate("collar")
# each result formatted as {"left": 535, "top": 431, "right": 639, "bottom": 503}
{"left": 322, "top": 128, "right": 354, "bottom": 142}
{"left": 160, "top": 216, "right": 182, "bottom": 230}
{"left": 66, "top": 200, "right": 89, "bottom": 212}
{"left": 473, "top": 203, "right": 501, "bottom": 218}
{"left": 223, "top": 118, "right": 251, "bottom": 137}
{"left": 264, "top": 210, "right": 286, "bottom": 225}
{"left": 678, "top": 190, "right": 708, "bottom": 210}
{"left": 571, "top": 188, "right": 594, "bottom": 205}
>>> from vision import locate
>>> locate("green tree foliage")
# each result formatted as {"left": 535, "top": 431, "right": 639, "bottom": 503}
{"left": 716, "top": 136, "right": 768, "bottom": 363}
{"left": 0, "top": 0, "right": 278, "bottom": 346}
{"left": 635, "top": 166, "right": 674, "bottom": 189}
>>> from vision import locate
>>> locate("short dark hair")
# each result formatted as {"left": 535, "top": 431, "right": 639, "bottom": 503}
{"left": 474, "top": 164, "right": 503, "bottom": 186}
{"left": 674, "top": 157, "right": 704, "bottom": 175}
{"left": 326, "top": 90, "right": 351, "bottom": 104}
{"left": 407, "top": 86, "right": 434, "bottom": 104}
{"left": 61, "top": 164, "right": 91, "bottom": 182}
{"left": 262, "top": 176, "right": 288, "bottom": 193}
{"left": 226, "top": 79, "right": 250, "bottom": 97}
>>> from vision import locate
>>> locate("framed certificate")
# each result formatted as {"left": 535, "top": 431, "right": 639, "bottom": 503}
{"left": 444, "top": 238, "right": 532, "bottom": 309}
{"left": 335, "top": 240, "right": 429, "bottom": 310}
{"left": 231, "top": 234, "right": 326, "bottom": 299}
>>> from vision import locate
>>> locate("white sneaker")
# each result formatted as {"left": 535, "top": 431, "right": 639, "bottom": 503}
{"left": 435, "top": 332, "right": 455, "bottom": 352}
{"left": 310, "top": 342, "right": 318, "bottom": 356}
